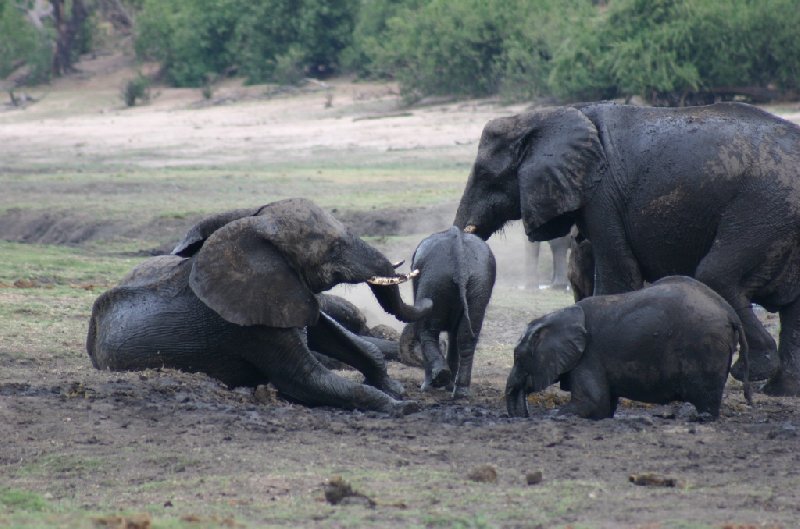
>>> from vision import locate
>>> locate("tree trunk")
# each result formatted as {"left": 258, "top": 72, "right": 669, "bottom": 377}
{"left": 51, "top": 0, "right": 88, "bottom": 76}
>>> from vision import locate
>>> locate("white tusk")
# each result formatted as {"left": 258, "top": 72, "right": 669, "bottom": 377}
{"left": 367, "top": 269, "right": 420, "bottom": 286}
{"left": 464, "top": 225, "right": 477, "bottom": 234}
{"left": 392, "top": 260, "right": 405, "bottom": 269}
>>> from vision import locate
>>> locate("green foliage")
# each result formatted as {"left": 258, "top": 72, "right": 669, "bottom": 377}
{"left": 0, "top": 488, "right": 48, "bottom": 513}
{"left": 132, "top": 0, "right": 800, "bottom": 101}
{"left": 0, "top": 1, "right": 53, "bottom": 84}
{"left": 135, "top": 0, "right": 243, "bottom": 87}
{"left": 363, "top": 0, "right": 511, "bottom": 99}
{"left": 121, "top": 72, "right": 150, "bottom": 106}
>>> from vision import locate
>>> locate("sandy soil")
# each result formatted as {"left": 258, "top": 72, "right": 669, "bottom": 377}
{"left": 1, "top": 53, "right": 800, "bottom": 528}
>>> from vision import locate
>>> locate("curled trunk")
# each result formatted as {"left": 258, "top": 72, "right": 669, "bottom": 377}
{"left": 505, "top": 365, "right": 530, "bottom": 418}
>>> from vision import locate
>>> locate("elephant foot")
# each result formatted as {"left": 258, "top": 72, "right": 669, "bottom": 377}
{"left": 731, "top": 348, "right": 779, "bottom": 382}
{"left": 430, "top": 366, "right": 452, "bottom": 388}
{"left": 762, "top": 370, "right": 800, "bottom": 396}
{"left": 371, "top": 375, "right": 405, "bottom": 399}
{"left": 451, "top": 386, "right": 470, "bottom": 400}
{"left": 386, "top": 399, "right": 420, "bottom": 417}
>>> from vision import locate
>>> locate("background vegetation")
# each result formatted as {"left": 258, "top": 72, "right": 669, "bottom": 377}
{"left": 2, "top": 0, "right": 800, "bottom": 102}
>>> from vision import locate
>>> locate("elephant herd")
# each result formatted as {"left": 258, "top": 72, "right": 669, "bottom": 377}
{"left": 88, "top": 101, "right": 800, "bottom": 419}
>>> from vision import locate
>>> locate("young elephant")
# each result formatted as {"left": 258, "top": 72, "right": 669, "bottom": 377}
{"left": 506, "top": 276, "right": 751, "bottom": 419}
{"left": 400, "top": 226, "right": 496, "bottom": 397}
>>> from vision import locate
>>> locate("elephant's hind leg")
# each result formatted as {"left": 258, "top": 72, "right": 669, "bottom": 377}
{"left": 764, "top": 299, "right": 800, "bottom": 396}
{"left": 307, "top": 313, "right": 404, "bottom": 398}
{"left": 245, "top": 327, "right": 414, "bottom": 414}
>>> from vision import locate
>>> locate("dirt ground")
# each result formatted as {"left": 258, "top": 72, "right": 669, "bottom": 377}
{"left": 2, "top": 52, "right": 800, "bottom": 529}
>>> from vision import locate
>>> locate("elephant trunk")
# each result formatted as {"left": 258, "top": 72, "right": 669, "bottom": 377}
{"left": 370, "top": 283, "right": 432, "bottom": 323}
{"left": 505, "top": 365, "right": 530, "bottom": 418}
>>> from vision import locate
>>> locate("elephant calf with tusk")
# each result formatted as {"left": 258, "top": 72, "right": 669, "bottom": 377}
{"left": 87, "top": 198, "right": 432, "bottom": 414}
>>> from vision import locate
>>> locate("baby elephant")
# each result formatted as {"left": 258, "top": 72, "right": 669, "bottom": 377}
{"left": 506, "top": 276, "right": 751, "bottom": 419}
{"left": 401, "top": 226, "right": 496, "bottom": 397}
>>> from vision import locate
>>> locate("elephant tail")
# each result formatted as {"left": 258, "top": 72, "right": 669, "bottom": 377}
{"left": 453, "top": 227, "right": 475, "bottom": 338}
{"left": 732, "top": 316, "right": 752, "bottom": 405}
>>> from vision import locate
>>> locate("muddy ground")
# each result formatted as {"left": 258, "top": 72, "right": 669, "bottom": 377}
{"left": 1, "top": 52, "right": 800, "bottom": 529}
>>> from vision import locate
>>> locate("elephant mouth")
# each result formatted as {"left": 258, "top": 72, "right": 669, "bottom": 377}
{"left": 367, "top": 269, "right": 420, "bottom": 286}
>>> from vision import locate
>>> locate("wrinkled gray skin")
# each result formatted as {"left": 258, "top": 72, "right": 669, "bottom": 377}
{"left": 525, "top": 235, "right": 570, "bottom": 290}
{"left": 454, "top": 102, "right": 800, "bottom": 395}
{"left": 87, "top": 198, "right": 432, "bottom": 414}
{"left": 399, "top": 227, "right": 496, "bottom": 398}
{"left": 506, "top": 276, "right": 751, "bottom": 420}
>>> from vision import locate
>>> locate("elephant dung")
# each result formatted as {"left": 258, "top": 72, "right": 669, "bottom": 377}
{"left": 324, "top": 476, "right": 375, "bottom": 508}
{"left": 525, "top": 471, "right": 543, "bottom": 486}
{"left": 466, "top": 464, "right": 497, "bottom": 484}
{"left": 629, "top": 473, "right": 686, "bottom": 488}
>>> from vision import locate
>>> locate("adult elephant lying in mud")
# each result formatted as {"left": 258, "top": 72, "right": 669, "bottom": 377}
{"left": 87, "top": 198, "right": 432, "bottom": 414}
{"left": 454, "top": 102, "right": 800, "bottom": 395}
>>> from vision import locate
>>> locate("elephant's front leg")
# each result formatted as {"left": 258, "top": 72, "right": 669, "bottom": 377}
{"left": 244, "top": 327, "right": 415, "bottom": 414}
{"left": 584, "top": 221, "right": 644, "bottom": 295}
{"left": 559, "top": 362, "right": 614, "bottom": 420}
{"left": 307, "top": 313, "right": 404, "bottom": 398}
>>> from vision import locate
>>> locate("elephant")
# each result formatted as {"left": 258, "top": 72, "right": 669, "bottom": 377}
{"left": 87, "top": 198, "right": 432, "bottom": 414}
{"left": 506, "top": 276, "right": 751, "bottom": 420}
{"left": 398, "top": 226, "right": 496, "bottom": 397}
{"left": 524, "top": 235, "right": 570, "bottom": 291}
{"left": 454, "top": 102, "right": 800, "bottom": 395}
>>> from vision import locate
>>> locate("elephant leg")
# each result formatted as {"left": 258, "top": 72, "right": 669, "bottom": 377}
{"left": 763, "top": 299, "right": 800, "bottom": 396}
{"left": 695, "top": 263, "right": 779, "bottom": 382}
{"left": 525, "top": 241, "right": 541, "bottom": 290}
{"left": 307, "top": 313, "right": 404, "bottom": 398}
{"left": 445, "top": 330, "right": 459, "bottom": 392}
{"left": 451, "top": 320, "right": 478, "bottom": 399}
{"left": 587, "top": 224, "right": 644, "bottom": 295}
{"left": 360, "top": 335, "right": 401, "bottom": 363}
{"left": 419, "top": 328, "right": 451, "bottom": 391}
{"left": 244, "top": 327, "right": 415, "bottom": 414}
{"left": 559, "top": 363, "right": 613, "bottom": 419}
{"left": 549, "top": 236, "right": 570, "bottom": 290}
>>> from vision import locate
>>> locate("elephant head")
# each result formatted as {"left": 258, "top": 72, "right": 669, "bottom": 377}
{"left": 177, "top": 198, "right": 431, "bottom": 328}
{"left": 506, "top": 305, "right": 587, "bottom": 418}
{"left": 454, "top": 106, "right": 604, "bottom": 242}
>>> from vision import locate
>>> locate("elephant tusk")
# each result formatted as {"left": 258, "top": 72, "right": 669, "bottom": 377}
{"left": 392, "top": 260, "right": 405, "bottom": 269}
{"left": 464, "top": 225, "right": 477, "bottom": 234}
{"left": 367, "top": 269, "right": 420, "bottom": 286}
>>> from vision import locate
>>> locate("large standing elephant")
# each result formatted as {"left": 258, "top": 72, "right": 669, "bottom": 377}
{"left": 87, "top": 198, "right": 432, "bottom": 413}
{"left": 454, "top": 102, "right": 800, "bottom": 395}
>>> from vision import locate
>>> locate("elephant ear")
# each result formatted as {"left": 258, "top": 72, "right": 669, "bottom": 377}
{"left": 529, "top": 305, "right": 587, "bottom": 392}
{"left": 515, "top": 107, "right": 603, "bottom": 239}
{"left": 172, "top": 206, "right": 264, "bottom": 257}
{"left": 189, "top": 216, "right": 318, "bottom": 328}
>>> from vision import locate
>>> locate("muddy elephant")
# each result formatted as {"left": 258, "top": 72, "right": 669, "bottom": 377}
{"left": 399, "top": 226, "right": 496, "bottom": 398}
{"left": 87, "top": 198, "right": 432, "bottom": 414}
{"left": 454, "top": 102, "right": 800, "bottom": 395}
{"left": 506, "top": 276, "right": 751, "bottom": 420}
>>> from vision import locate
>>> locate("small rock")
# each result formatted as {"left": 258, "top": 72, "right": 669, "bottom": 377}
{"left": 526, "top": 471, "right": 543, "bottom": 485}
{"left": 467, "top": 465, "right": 497, "bottom": 484}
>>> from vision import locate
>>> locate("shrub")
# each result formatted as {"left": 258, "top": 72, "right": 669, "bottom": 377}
{"left": 0, "top": 1, "right": 53, "bottom": 85}
{"left": 122, "top": 73, "right": 151, "bottom": 106}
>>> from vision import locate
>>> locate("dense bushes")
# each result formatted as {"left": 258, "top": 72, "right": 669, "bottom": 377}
{"left": 134, "top": 0, "right": 358, "bottom": 86}
{"left": 3, "top": 0, "right": 799, "bottom": 104}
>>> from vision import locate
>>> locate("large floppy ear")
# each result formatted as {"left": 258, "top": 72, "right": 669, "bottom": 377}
{"left": 529, "top": 305, "right": 587, "bottom": 392}
{"left": 188, "top": 216, "right": 318, "bottom": 328}
{"left": 514, "top": 107, "right": 603, "bottom": 239}
{"left": 172, "top": 206, "right": 264, "bottom": 257}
